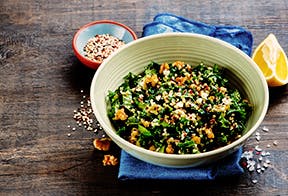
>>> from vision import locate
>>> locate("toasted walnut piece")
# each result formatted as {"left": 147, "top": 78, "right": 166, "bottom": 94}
{"left": 172, "top": 61, "right": 185, "bottom": 69}
{"left": 147, "top": 104, "right": 160, "bottom": 115}
{"left": 219, "top": 86, "right": 227, "bottom": 94}
{"left": 129, "top": 127, "right": 139, "bottom": 144}
{"left": 205, "top": 127, "right": 215, "bottom": 139}
{"left": 192, "top": 136, "right": 201, "bottom": 144}
{"left": 143, "top": 74, "right": 159, "bottom": 89}
{"left": 150, "top": 74, "right": 159, "bottom": 87}
{"left": 93, "top": 137, "right": 111, "bottom": 151}
{"left": 175, "top": 76, "right": 187, "bottom": 86}
{"left": 102, "top": 155, "right": 118, "bottom": 166}
{"left": 140, "top": 119, "right": 150, "bottom": 127}
{"left": 149, "top": 145, "right": 156, "bottom": 151}
{"left": 166, "top": 137, "right": 175, "bottom": 144}
{"left": 113, "top": 108, "right": 128, "bottom": 121}
{"left": 165, "top": 144, "right": 174, "bottom": 154}
{"left": 159, "top": 62, "right": 170, "bottom": 74}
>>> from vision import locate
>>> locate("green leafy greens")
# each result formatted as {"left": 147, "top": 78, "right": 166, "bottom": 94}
{"left": 107, "top": 61, "right": 252, "bottom": 154}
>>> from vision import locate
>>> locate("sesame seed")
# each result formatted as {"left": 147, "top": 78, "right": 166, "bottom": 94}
{"left": 258, "top": 156, "right": 263, "bottom": 162}
{"left": 70, "top": 90, "right": 104, "bottom": 135}
{"left": 248, "top": 165, "right": 255, "bottom": 172}
{"left": 261, "top": 167, "right": 265, "bottom": 171}
{"left": 252, "top": 179, "right": 258, "bottom": 184}
{"left": 262, "top": 126, "right": 269, "bottom": 132}
{"left": 255, "top": 145, "right": 262, "bottom": 152}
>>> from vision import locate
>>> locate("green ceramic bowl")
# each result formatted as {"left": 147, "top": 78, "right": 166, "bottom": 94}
{"left": 90, "top": 33, "right": 269, "bottom": 168}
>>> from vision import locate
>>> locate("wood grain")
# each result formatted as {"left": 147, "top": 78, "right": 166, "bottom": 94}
{"left": 1, "top": 0, "right": 288, "bottom": 195}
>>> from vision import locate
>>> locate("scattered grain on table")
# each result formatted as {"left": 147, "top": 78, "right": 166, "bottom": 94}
{"left": 240, "top": 126, "right": 277, "bottom": 185}
{"left": 68, "top": 90, "right": 117, "bottom": 166}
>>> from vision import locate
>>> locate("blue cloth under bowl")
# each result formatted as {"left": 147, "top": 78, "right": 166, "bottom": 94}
{"left": 118, "top": 148, "right": 244, "bottom": 181}
{"left": 118, "top": 13, "right": 253, "bottom": 181}
{"left": 143, "top": 13, "right": 253, "bottom": 56}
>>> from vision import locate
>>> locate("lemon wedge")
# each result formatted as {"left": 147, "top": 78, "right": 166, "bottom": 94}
{"left": 252, "top": 33, "right": 288, "bottom": 87}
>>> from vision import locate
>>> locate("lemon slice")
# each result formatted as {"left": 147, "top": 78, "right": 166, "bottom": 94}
{"left": 252, "top": 33, "right": 288, "bottom": 87}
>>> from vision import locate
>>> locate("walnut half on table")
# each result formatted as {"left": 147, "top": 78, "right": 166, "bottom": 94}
{"left": 102, "top": 155, "right": 119, "bottom": 166}
{"left": 93, "top": 137, "right": 119, "bottom": 166}
{"left": 93, "top": 137, "right": 111, "bottom": 151}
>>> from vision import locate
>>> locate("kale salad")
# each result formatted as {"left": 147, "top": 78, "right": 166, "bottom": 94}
{"left": 107, "top": 61, "right": 252, "bottom": 154}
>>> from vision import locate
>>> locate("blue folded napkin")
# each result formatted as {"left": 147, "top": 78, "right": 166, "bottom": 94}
{"left": 118, "top": 148, "right": 244, "bottom": 181}
{"left": 118, "top": 13, "right": 253, "bottom": 181}
{"left": 143, "top": 13, "right": 253, "bottom": 56}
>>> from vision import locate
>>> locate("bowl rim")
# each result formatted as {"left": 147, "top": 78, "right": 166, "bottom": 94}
{"left": 72, "top": 20, "right": 138, "bottom": 70}
{"left": 91, "top": 32, "right": 269, "bottom": 161}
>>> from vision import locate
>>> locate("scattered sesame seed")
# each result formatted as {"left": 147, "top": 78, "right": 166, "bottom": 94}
{"left": 249, "top": 165, "right": 255, "bottom": 172}
{"left": 258, "top": 156, "right": 263, "bottom": 162}
{"left": 252, "top": 179, "right": 258, "bottom": 184}
{"left": 67, "top": 133, "right": 71, "bottom": 137}
{"left": 261, "top": 151, "right": 266, "bottom": 156}
{"left": 273, "top": 140, "right": 278, "bottom": 146}
{"left": 255, "top": 145, "right": 262, "bottom": 152}
{"left": 267, "top": 144, "right": 271, "bottom": 148}
{"left": 261, "top": 167, "right": 265, "bottom": 171}
{"left": 262, "top": 126, "right": 269, "bottom": 132}
{"left": 69, "top": 90, "right": 104, "bottom": 136}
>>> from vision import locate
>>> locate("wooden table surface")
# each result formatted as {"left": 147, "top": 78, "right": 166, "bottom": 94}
{"left": 1, "top": 0, "right": 287, "bottom": 195}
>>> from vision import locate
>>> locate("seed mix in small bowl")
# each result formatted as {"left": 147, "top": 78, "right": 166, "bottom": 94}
{"left": 72, "top": 20, "right": 137, "bottom": 69}
{"left": 83, "top": 34, "right": 125, "bottom": 63}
